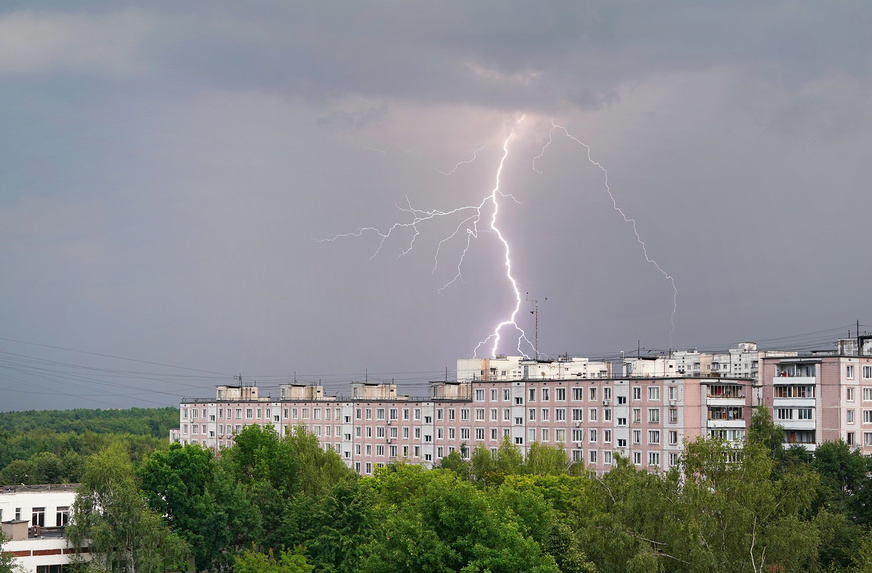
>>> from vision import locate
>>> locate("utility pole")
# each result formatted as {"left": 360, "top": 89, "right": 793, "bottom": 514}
{"left": 526, "top": 292, "right": 547, "bottom": 360}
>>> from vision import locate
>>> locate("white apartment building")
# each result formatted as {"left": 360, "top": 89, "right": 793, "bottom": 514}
{"left": 0, "top": 485, "right": 82, "bottom": 573}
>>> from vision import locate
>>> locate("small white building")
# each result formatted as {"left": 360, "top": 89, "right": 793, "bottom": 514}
{"left": 0, "top": 485, "right": 84, "bottom": 573}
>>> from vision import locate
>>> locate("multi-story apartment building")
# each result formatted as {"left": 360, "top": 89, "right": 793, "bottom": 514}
{"left": 0, "top": 485, "right": 83, "bottom": 573}
{"left": 760, "top": 337, "right": 872, "bottom": 452}
{"left": 175, "top": 355, "right": 753, "bottom": 475}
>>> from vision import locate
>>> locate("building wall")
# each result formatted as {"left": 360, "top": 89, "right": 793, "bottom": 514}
{"left": 176, "top": 376, "right": 752, "bottom": 475}
{"left": 0, "top": 486, "right": 83, "bottom": 573}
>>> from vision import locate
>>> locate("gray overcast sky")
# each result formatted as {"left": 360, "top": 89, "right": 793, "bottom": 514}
{"left": 2, "top": 1, "right": 871, "bottom": 411}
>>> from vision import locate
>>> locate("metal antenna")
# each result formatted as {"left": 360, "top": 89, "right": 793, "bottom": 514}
{"left": 526, "top": 292, "right": 547, "bottom": 360}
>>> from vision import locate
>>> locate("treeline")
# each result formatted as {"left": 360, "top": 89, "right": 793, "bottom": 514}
{"left": 0, "top": 407, "right": 177, "bottom": 485}
{"left": 61, "top": 409, "right": 872, "bottom": 573}
{"left": 0, "top": 407, "right": 178, "bottom": 436}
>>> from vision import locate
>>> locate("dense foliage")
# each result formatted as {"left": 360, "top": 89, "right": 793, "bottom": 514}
{"left": 55, "top": 408, "right": 872, "bottom": 572}
{"left": 0, "top": 407, "right": 177, "bottom": 484}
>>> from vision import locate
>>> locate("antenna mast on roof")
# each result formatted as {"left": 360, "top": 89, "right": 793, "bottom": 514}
{"left": 527, "top": 292, "right": 547, "bottom": 360}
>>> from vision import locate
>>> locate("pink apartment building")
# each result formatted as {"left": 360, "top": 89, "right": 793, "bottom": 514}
{"left": 761, "top": 337, "right": 872, "bottom": 452}
{"left": 175, "top": 356, "right": 753, "bottom": 474}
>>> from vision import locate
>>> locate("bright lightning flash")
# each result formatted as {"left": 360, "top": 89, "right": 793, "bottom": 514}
{"left": 534, "top": 121, "right": 678, "bottom": 345}
{"left": 321, "top": 121, "right": 535, "bottom": 359}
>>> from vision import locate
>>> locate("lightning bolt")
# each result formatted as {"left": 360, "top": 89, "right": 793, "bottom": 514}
{"left": 435, "top": 143, "right": 487, "bottom": 175}
{"left": 534, "top": 120, "right": 678, "bottom": 346}
{"left": 321, "top": 118, "right": 534, "bottom": 359}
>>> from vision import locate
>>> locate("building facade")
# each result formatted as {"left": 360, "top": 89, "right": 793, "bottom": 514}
{"left": 0, "top": 485, "right": 83, "bottom": 573}
{"left": 761, "top": 338, "right": 872, "bottom": 452}
{"left": 175, "top": 355, "right": 753, "bottom": 475}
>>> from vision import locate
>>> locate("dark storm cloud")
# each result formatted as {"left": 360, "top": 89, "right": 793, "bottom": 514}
{"left": 1, "top": 1, "right": 871, "bottom": 410}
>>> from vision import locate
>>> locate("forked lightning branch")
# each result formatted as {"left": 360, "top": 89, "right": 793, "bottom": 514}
{"left": 321, "top": 117, "right": 677, "bottom": 358}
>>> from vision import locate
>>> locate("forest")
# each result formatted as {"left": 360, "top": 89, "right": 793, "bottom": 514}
{"left": 0, "top": 407, "right": 177, "bottom": 485}
{"left": 4, "top": 407, "right": 872, "bottom": 572}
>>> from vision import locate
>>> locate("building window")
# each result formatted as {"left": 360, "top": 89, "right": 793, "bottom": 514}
{"left": 617, "top": 439, "right": 627, "bottom": 448}
{"left": 529, "top": 388, "right": 536, "bottom": 402}
{"left": 617, "top": 417, "right": 627, "bottom": 426}
{"left": 589, "top": 450, "right": 598, "bottom": 464}
{"left": 589, "top": 429, "right": 597, "bottom": 443}
{"left": 865, "top": 432, "right": 872, "bottom": 446}
{"left": 669, "top": 408, "right": 678, "bottom": 423}
{"left": 797, "top": 408, "right": 813, "bottom": 420}
{"left": 572, "top": 387, "right": 583, "bottom": 401}
{"left": 776, "top": 408, "right": 793, "bottom": 420}
{"left": 556, "top": 408, "right": 566, "bottom": 422}
{"left": 476, "top": 389, "right": 485, "bottom": 401}
{"left": 542, "top": 388, "right": 550, "bottom": 401}
{"left": 555, "top": 388, "right": 566, "bottom": 401}
{"left": 589, "top": 408, "right": 597, "bottom": 422}
{"left": 604, "top": 388, "right": 612, "bottom": 400}
{"left": 648, "top": 451, "right": 660, "bottom": 467}
{"left": 648, "top": 430, "right": 660, "bottom": 445}
{"left": 617, "top": 395, "right": 627, "bottom": 405}
{"left": 633, "top": 408, "right": 641, "bottom": 423}
{"left": 461, "top": 409, "right": 470, "bottom": 421}
{"left": 669, "top": 430, "right": 678, "bottom": 445}
{"left": 848, "top": 388, "right": 856, "bottom": 402}
{"left": 541, "top": 428, "right": 549, "bottom": 442}
{"left": 514, "top": 397, "right": 524, "bottom": 406}
{"left": 847, "top": 365, "right": 855, "bottom": 379}
{"left": 604, "top": 451, "right": 613, "bottom": 465}
{"left": 603, "top": 429, "right": 611, "bottom": 443}
{"left": 555, "top": 429, "right": 566, "bottom": 442}
{"left": 847, "top": 432, "right": 856, "bottom": 446}
{"left": 528, "top": 428, "right": 536, "bottom": 443}
{"left": 865, "top": 366, "right": 872, "bottom": 379}
{"left": 648, "top": 408, "right": 660, "bottom": 423}
{"left": 365, "top": 408, "right": 372, "bottom": 420}
{"left": 376, "top": 408, "right": 385, "bottom": 420}
{"left": 847, "top": 410, "right": 855, "bottom": 424}
{"left": 491, "top": 428, "right": 498, "bottom": 441}
{"left": 604, "top": 409, "right": 612, "bottom": 422}
{"left": 542, "top": 408, "right": 550, "bottom": 421}
{"left": 32, "top": 507, "right": 45, "bottom": 527}
{"left": 461, "top": 428, "right": 470, "bottom": 440}
{"left": 491, "top": 388, "right": 498, "bottom": 401}
{"left": 648, "top": 386, "right": 660, "bottom": 401}
{"left": 476, "top": 428, "right": 486, "bottom": 440}
{"left": 528, "top": 408, "right": 536, "bottom": 421}
{"left": 633, "top": 451, "right": 642, "bottom": 465}
{"left": 572, "top": 408, "right": 583, "bottom": 422}
{"left": 633, "top": 387, "right": 641, "bottom": 400}
{"left": 475, "top": 409, "right": 485, "bottom": 421}
{"left": 503, "top": 408, "right": 510, "bottom": 421}
{"left": 589, "top": 387, "right": 597, "bottom": 401}
{"left": 633, "top": 430, "right": 641, "bottom": 444}
{"left": 490, "top": 408, "right": 498, "bottom": 421}
{"left": 503, "top": 389, "right": 511, "bottom": 401}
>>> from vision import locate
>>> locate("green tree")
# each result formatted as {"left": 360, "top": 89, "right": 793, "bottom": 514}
{"left": 138, "top": 443, "right": 219, "bottom": 571}
{"left": 362, "top": 464, "right": 559, "bottom": 573}
{"left": 233, "top": 547, "right": 313, "bottom": 573}
{"left": 66, "top": 444, "right": 189, "bottom": 573}
{"left": 747, "top": 405, "right": 784, "bottom": 458}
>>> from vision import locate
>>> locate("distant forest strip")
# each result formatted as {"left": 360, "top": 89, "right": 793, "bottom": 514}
{"left": 0, "top": 407, "right": 177, "bottom": 485}
{"left": 0, "top": 407, "right": 178, "bottom": 437}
